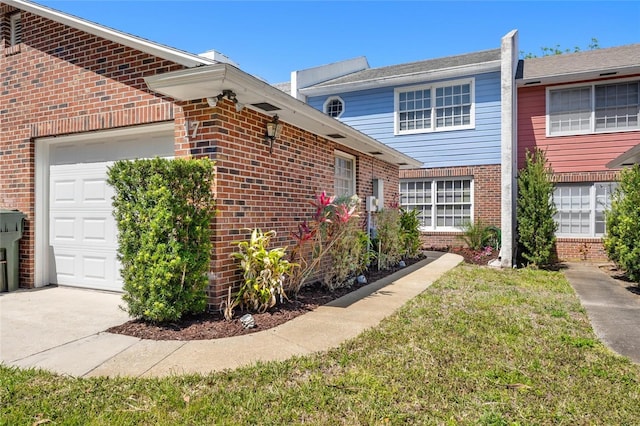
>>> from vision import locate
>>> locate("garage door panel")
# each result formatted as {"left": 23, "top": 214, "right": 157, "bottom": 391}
{"left": 47, "top": 129, "right": 173, "bottom": 292}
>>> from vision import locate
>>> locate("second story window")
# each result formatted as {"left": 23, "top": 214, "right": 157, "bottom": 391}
{"left": 324, "top": 96, "right": 344, "bottom": 118}
{"left": 547, "top": 80, "right": 640, "bottom": 136}
{"left": 395, "top": 78, "right": 475, "bottom": 135}
{"left": 9, "top": 12, "right": 22, "bottom": 46}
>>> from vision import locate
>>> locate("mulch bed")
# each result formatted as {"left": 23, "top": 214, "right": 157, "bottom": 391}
{"left": 107, "top": 248, "right": 497, "bottom": 341}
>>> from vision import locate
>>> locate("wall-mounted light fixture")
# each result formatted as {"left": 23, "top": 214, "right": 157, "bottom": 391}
{"left": 206, "top": 89, "right": 244, "bottom": 112}
{"left": 265, "top": 114, "right": 282, "bottom": 153}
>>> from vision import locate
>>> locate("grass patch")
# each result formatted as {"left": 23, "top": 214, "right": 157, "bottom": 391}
{"left": 2, "top": 265, "right": 640, "bottom": 424}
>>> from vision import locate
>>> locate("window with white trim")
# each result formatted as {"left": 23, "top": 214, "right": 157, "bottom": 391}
{"left": 548, "top": 80, "right": 640, "bottom": 136}
{"left": 399, "top": 178, "right": 473, "bottom": 230}
{"left": 395, "top": 78, "right": 474, "bottom": 134}
{"left": 324, "top": 96, "right": 344, "bottom": 118}
{"left": 9, "top": 12, "right": 21, "bottom": 46}
{"left": 334, "top": 151, "right": 356, "bottom": 197}
{"left": 553, "top": 182, "right": 617, "bottom": 237}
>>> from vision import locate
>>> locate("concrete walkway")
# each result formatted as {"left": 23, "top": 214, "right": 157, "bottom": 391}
{"left": 563, "top": 263, "right": 640, "bottom": 364}
{"left": 1, "top": 251, "right": 462, "bottom": 378}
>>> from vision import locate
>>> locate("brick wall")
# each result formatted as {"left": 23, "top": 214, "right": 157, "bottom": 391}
{"left": 400, "top": 164, "right": 501, "bottom": 249}
{"left": 0, "top": 7, "right": 185, "bottom": 287}
{"left": 182, "top": 99, "right": 399, "bottom": 307}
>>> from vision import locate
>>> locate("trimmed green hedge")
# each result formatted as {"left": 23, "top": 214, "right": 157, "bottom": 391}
{"left": 107, "top": 158, "right": 215, "bottom": 322}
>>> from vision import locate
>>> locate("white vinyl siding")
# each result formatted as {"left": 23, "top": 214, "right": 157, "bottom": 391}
{"left": 553, "top": 182, "right": 617, "bottom": 237}
{"left": 400, "top": 178, "right": 473, "bottom": 231}
{"left": 547, "top": 80, "right": 640, "bottom": 136}
{"left": 334, "top": 151, "right": 356, "bottom": 197}
{"left": 395, "top": 78, "right": 474, "bottom": 135}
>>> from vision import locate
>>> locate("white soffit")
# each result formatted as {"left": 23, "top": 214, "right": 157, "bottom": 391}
{"left": 145, "top": 64, "right": 422, "bottom": 169}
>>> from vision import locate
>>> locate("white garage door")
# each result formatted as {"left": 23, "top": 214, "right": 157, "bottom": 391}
{"left": 48, "top": 128, "right": 174, "bottom": 292}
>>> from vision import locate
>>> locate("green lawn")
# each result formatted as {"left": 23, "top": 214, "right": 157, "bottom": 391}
{"left": 2, "top": 265, "right": 640, "bottom": 425}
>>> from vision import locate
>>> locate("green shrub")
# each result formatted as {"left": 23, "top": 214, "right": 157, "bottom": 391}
{"left": 604, "top": 165, "right": 640, "bottom": 282}
{"left": 458, "top": 219, "right": 501, "bottom": 251}
{"left": 400, "top": 208, "right": 422, "bottom": 258}
{"left": 517, "top": 148, "right": 557, "bottom": 268}
{"left": 373, "top": 208, "right": 404, "bottom": 270}
{"left": 323, "top": 216, "right": 370, "bottom": 290}
{"left": 231, "top": 229, "right": 295, "bottom": 315}
{"left": 107, "top": 158, "right": 215, "bottom": 322}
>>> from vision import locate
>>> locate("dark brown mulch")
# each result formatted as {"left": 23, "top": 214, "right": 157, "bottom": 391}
{"left": 107, "top": 255, "right": 427, "bottom": 341}
{"left": 448, "top": 246, "right": 500, "bottom": 266}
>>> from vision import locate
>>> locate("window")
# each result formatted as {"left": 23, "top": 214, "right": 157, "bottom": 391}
{"left": 548, "top": 80, "right": 640, "bottom": 136}
{"left": 399, "top": 178, "right": 473, "bottom": 230}
{"left": 395, "top": 78, "right": 474, "bottom": 134}
{"left": 324, "top": 96, "right": 344, "bottom": 118}
{"left": 9, "top": 12, "right": 21, "bottom": 46}
{"left": 553, "top": 182, "right": 617, "bottom": 237}
{"left": 334, "top": 151, "right": 355, "bottom": 196}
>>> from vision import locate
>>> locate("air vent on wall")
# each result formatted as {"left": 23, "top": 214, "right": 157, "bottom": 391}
{"left": 369, "top": 151, "right": 383, "bottom": 155}
{"left": 251, "top": 102, "right": 280, "bottom": 112}
{"left": 599, "top": 71, "right": 618, "bottom": 77}
{"left": 524, "top": 81, "right": 541, "bottom": 85}
{"left": 326, "top": 134, "right": 345, "bottom": 139}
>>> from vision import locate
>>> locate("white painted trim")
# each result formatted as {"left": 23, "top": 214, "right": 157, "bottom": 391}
{"left": 394, "top": 78, "right": 476, "bottom": 136}
{"left": 334, "top": 150, "right": 357, "bottom": 197}
{"left": 546, "top": 77, "right": 640, "bottom": 137}
{"left": 300, "top": 61, "right": 500, "bottom": 97}
{"left": 4, "top": 0, "right": 213, "bottom": 68}
{"left": 323, "top": 96, "right": 345, "bottom": 118}
{"left": 34, "top": 122, "right": 175, "bottom": 288}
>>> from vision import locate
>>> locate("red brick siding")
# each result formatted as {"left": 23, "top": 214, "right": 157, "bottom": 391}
{"left": 1, "top": 8, "right": 182, "bottom": 287}
{"left": 183, "top": 99, "right": 399, "bottom": 306}
{"left": 400, "top": 164, "right": 501, "bottom": 249}
{"left": 555, "top": 238, "right": 608, "bottom": 262}
{"left": 517, "top": 80, "right": 640, "bottom": 173}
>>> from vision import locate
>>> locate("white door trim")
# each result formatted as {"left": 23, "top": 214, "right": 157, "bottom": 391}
{"left": 34, "top": 122, "right": 175, "bottom": 288}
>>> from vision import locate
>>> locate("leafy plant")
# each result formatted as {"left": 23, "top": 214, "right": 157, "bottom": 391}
{"left": 231, "top": 229, "right": 295, "bottom": 316}
{"left": 288, "top": 192, "right": 359, "bottom": 295}
{"left": 458, "top": 219, "right": 501, "bottom": 251}
{"left": 604, "top": 165, "right": 640, "bottom": 282}
{"left": 373, "top": 208, "right": 404, "bottom": 270}
{"left": 323, "top": 216, "right": 370, "bottom": 290}
{"left": 107, "top": 158, "right": 215, "bottom": 322}
{"left": 399, "top": 208, "right": 422, "bottom": 258}
{"left": 517, "top": 148, "right": 557, "bottom": 268}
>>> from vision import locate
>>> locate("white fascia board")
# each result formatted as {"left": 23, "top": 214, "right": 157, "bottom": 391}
{"left": 6, "top": 0, "right": 214, "bottom": 68}
{"left": 299, "top": 61, "right": 501, "bottom": 97}
{"left": 145, "top": 64, "right": 422, "bottom": 169}
{"left": 517, "top": 65, "right": 640, "bottom": 87}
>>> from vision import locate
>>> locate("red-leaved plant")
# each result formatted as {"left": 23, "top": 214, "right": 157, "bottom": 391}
{"left": 287, "top": 191, "right": 359, "bottom": 295}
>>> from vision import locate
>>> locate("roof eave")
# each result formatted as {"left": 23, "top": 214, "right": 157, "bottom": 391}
{"left": 607, "top": 143, "right": 640, "bottom": 169}
{"left": 299, "top": 60, "right": 501, "bottom": 96}
{"left": 144, "top": 64, "right": 422, "bottom": 169}
{"left": 518, "top": 65, "right": 640, "bottom": 87}
{"left": 5, "top": 0, "right": 214, "bottom": 68}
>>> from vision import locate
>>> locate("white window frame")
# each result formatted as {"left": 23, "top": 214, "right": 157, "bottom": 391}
{"left": 324, "top": 96, "right": 345, "bottom": 118}
{"left": 546, "top": 78, "right": 640, "bottom": 137}
{"left": 9, "top": 12, "right": 21, "bottom": 46}
{"left": 334, "top": 150, "right": 356, "bottom": 197}
{"left": 399, "top": 177, "right": 474, "bottom": 232}
{"left": 553, "top": 182, "right": 617, "bottom": 238}
{"left": 394, "top": 78, "right": 475, "bottom": 135}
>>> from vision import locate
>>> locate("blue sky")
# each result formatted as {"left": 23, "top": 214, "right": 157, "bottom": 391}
{"left": 38, "top": 1, "right": 640, "bottom": 83}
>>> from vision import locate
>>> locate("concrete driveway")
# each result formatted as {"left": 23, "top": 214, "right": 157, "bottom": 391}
{"left": 0, "top": 286, "right": 133, "bottom": 375}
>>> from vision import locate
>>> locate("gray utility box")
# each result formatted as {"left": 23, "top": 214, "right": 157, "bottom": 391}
{"left": 0, "top": 210, "right": 26, "bottom": 292}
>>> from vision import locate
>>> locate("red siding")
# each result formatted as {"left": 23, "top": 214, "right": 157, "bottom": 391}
{"left": 517, "top": 82, "right": 640, "bottom": 173}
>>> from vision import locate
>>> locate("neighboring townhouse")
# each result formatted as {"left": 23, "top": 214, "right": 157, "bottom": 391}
{"left": 0, "top": 0, "right": 419, "bottom": 305}
{"left": 517, "top": 44, "right": 640, "bottom": 261}
{"left": 288, "top": 31, "right": 519, "bottom": 267}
